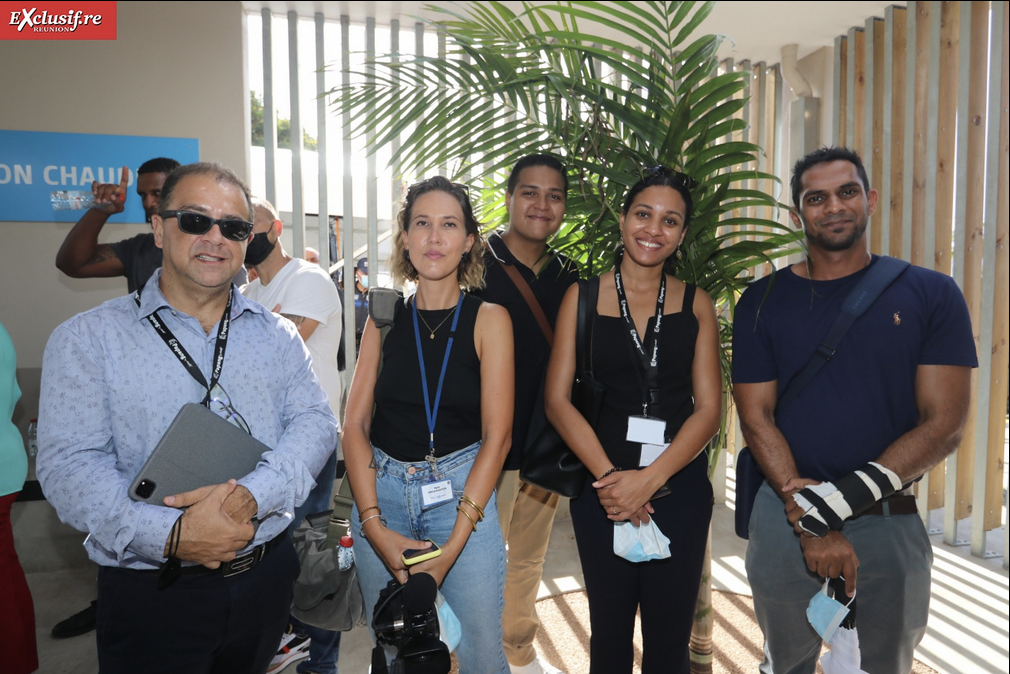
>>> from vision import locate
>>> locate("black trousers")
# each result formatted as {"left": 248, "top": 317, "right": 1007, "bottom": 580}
{"left": 570, "top": 455, "right": 713, "bottom": 674}
{"left": 96, "top": 537, "right": 299, "bottom": 674}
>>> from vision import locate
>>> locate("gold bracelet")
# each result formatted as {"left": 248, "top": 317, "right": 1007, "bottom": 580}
{"left": 456, "top": 505, "right": 478, "bottom": 533}
{"left": 359, "top": 513, "right": 386, "bottom": 532}
{"left": 358, "top": 505, "right": 381, "bottom": 521}
{"left": 459, "top": 495, "right": 485, "bottom": 521}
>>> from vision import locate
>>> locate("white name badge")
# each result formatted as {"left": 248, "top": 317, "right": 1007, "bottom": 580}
{"left": 640, "top": 443, "right": 666, "bottom": 467}
{"left": 627, "top": 415, "right": 666, "bottom": 445}
{"left": 421, "top": 479, "right": 454, "bottom": 509}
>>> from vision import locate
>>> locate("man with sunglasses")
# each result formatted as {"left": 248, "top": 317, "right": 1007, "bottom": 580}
{"left": 56, "top": 157, "right": 247, "bottom": 296}
{"left": 242, "top": 197, "right": 344, "bottom": 674}
{"left": 38, "top": 162, "right": 338, "bottom": 674}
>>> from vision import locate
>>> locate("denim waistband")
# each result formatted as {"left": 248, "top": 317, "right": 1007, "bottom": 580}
{"left": 371, "top": 441, "right": 480, "bottom": 482}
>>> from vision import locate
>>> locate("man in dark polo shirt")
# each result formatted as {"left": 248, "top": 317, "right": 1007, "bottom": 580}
{"left": 474, "top": 154, "right": 576, "bottom": 674}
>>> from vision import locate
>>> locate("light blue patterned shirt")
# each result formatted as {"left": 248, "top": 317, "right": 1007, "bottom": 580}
{"left": 38, "top": 270, "right": 338, "bottom": 570}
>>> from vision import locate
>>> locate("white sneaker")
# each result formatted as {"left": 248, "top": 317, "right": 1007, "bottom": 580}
{"left": 509, "top": 657, "right": 564, "bottom": 674}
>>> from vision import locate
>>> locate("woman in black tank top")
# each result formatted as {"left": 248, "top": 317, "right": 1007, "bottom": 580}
{"left": 545, "top": 170, "right": 723, "bottom": 674}
{"left": 342, "top": 177, "right": 514, "bottom": 673}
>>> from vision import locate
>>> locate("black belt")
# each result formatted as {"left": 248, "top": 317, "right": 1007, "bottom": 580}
{"left": 132, "top": 534, "right": 286, "bottom": 579}
{"left": 857, "top": 494, "right": 917, "bottom": 518}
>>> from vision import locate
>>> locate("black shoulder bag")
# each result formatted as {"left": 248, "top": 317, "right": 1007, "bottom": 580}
{"left": 735, "top": 257, "right": 910, "bottom": 539}
{"left": 521, "top": 278, "right": 605, "bottom": 498}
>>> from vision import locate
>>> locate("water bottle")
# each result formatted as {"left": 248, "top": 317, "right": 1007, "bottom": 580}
{"left": 50, "top": 191, "right": 96, "bottom": 211}
{"left": 27, "top": 419, "right": 38, "bottom": 457}
{"left": 337, "top": 534, "right": 354, "bottom": 571}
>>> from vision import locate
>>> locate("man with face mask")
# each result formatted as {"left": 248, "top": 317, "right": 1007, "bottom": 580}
{"left": 241, "top": 197, "right": 344, "bottom": 674}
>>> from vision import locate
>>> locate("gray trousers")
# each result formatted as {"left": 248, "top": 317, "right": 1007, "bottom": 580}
{"left": 746, "top": 481, "right": 932, "bottom": 674}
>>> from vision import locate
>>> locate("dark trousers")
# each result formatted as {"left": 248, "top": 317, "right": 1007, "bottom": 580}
{"left": 0, "top": 492, "right": 38, "bottom": 674}
{"left": 569, "top": 456, "right": 712, "bottom": 674}
{"left": 96, "top": 536, "right": 299, "bottom": 674}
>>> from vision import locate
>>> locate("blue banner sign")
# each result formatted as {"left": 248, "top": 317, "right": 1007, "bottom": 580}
{"left": 0, "top": 130, "right": 199, "bottom": 223}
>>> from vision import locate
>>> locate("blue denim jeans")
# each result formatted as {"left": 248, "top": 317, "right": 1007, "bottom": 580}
{"left": 290, "top": 444, "right": 341, "bottom": 674}
{"left": 352, "top": 442, "right": 509, "bottom": 674}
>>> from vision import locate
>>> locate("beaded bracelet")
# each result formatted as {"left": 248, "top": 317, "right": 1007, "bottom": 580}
{"left": 358, "top": 505, "right": 381, "bottom": 521}
{"left": 459, "top": 495, "right": 485, "bottom": 521}
{"left": 598, "top": 466, "right": 622, "bottom": 480}
{"left": 457, "top": 505, "right": 478, "bottom": 532}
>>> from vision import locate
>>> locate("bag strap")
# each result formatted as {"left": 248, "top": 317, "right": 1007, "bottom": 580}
{"left": 488, "top": 234, "right": 554, "bottom": 346}
{"left": 777, "top": 256, "right": 910, "bottom": 411}
{"left": 576, "top": 277, "right": 599, "bottom": 379}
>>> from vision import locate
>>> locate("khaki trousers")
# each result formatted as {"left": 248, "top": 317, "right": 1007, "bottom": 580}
{"left": 496, "top": 469, "right": 562, "bottom": 667}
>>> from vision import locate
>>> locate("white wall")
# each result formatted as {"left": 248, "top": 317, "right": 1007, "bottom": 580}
{"left": 0, "top": 1, "right": 249, "bottom": 427}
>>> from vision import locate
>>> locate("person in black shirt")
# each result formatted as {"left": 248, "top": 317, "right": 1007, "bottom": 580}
{"left": 473, "top": 154, "right": 575, "bottom": 674}
{"left": 342, "top": 176, "right": 515, "bottom": 672}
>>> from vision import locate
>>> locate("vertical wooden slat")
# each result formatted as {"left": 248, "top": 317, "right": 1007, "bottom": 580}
{"left": 869, "top": 18, "right": 885, "bottom": 253}
{"left": 935, "top": 2, "right": 958, "bottom": 276}
{"left": 835, "top": 36, "right": 848, "bottom": 145}
{"left": 889, "top": 6, "right": 908, "bottom": 260}
{"left": 975, "top": 0, "right": 1009, "bottom": 551}
{"left": 849, "top": 27, "right": 866, "bottom": 156}
{"left": 902, "top": 2, "right": 918, "bottom": 265}
{"left": 951, "top": 0, "right": 989, "bottom": 536}
{"left": 909, "top": 1, "right": 931, "bottom": 271}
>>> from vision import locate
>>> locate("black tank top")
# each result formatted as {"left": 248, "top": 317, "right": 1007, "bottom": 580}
{"left": 592, "top": 283, "right": 698, "bottom": 469}
{"left": 371, "top": 293, "right": 483, "bottom": 461}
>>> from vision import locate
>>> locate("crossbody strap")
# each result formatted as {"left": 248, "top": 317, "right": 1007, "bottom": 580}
{"left": 777, "top": 256, "right": 910, "bottom": 411}
{"left": 576, "top": 277, "right": 600, "bottom": 379}
{"left": 488, "top": 235, "right": 555, "bottom": 346}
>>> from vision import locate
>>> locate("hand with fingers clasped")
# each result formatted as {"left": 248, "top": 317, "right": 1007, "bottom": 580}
{"left": 799, "top": 530, "right": 859, "bottom": 597}
{"left": 593, "top": 468, "right": 660, "bottom": 525}
{"left": 162, "top": 480, "right": 257, "bottom": 569}
{"left": 781, "top": 476, "right": 821, "bottom": 530}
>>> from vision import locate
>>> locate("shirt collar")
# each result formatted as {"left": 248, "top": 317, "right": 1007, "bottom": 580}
{"left": 134, "top": 269, "right": 265, "bottom": 321}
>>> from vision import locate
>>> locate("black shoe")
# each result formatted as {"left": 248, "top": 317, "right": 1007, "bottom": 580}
{"left": 51, "top": 600, "right": 98, "bottom": 639}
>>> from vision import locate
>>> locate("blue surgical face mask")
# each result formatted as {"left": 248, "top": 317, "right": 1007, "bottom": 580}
{"left": 359, "top": 275, "right": 369, "bottom": 289}
{"left": 435, "top": 591, "right": 461, "bottom": 652}
{"left": 806, "top": 580, "right": 854, "bottom": 644}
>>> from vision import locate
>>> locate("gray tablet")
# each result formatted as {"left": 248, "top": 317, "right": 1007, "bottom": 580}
{"left": 128, "top": 403, "right": 271, "bottom": 504}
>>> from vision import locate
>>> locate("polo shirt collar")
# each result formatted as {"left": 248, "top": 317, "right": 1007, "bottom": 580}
{"left": 133, "top": 269, "right": 264, "bottom": 321}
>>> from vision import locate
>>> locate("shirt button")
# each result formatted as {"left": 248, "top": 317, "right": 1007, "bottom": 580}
{"left": 407, "top": 466, "right": 416, "bottom": 475}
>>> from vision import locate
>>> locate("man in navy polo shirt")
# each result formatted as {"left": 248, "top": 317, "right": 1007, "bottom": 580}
{"left": 732, "top": 147, "right": 976, "bottom": 674}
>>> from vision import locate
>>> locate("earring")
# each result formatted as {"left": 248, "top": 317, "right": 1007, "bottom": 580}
{"left": 676, "top": 246, "right": 684, "bottom": 261}
{"left": 460, "top": 250, "right": 470, "bottom": 264}
{"left": 403, "top": 249, "right": 410, "bottom": 262}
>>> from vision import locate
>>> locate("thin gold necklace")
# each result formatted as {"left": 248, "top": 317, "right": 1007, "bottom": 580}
{"left": 416, "top": 306, "right": 454, "bottom": 339}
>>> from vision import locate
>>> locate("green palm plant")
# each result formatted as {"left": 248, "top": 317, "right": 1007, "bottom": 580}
{"left": 329, "top": 1, "right": 799, "bottom": 669}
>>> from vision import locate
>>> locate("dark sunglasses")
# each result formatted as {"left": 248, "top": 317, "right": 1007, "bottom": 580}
{"left": 643, "top": 165, "right": 700, "bottom": 191}
{"left": 159, "top": 210, "right": 254, "bottom": 242}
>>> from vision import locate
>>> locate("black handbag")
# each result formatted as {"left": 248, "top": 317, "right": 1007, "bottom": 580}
{"left": 521, "top": 278, "right": 603, "bottom": 498}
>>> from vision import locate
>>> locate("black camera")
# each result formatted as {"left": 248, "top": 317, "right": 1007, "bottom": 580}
{"left": 371, "top": 572, "right": 450, "bottom": 674}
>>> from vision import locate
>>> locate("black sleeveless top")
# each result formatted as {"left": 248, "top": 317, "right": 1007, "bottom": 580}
{"left": 371, "top": 293, "right": 483, "bottom": 461}
{"left": 592, "top": 283, "right": 698, "bottom": 469}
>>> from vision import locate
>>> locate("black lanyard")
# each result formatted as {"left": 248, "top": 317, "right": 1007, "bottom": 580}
{"left": 134, "top": 286, "right": 234, "bottom": 405}
{"left": 613, "top": 249, "right": 664, "bottom": 415}
{"left": 412, "top": 292, "right": 464, "bottom": 465}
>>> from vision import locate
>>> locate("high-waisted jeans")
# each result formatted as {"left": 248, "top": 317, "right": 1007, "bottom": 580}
{"left": 352, "top": 442, "right": 509, "bottom": 674}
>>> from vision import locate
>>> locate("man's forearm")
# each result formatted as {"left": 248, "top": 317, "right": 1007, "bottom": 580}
{"left": 56, "top": 209, "right": 110, "bottom": 273}
{"left": 739, "top": 412, "right": 804, "bottom": 499}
